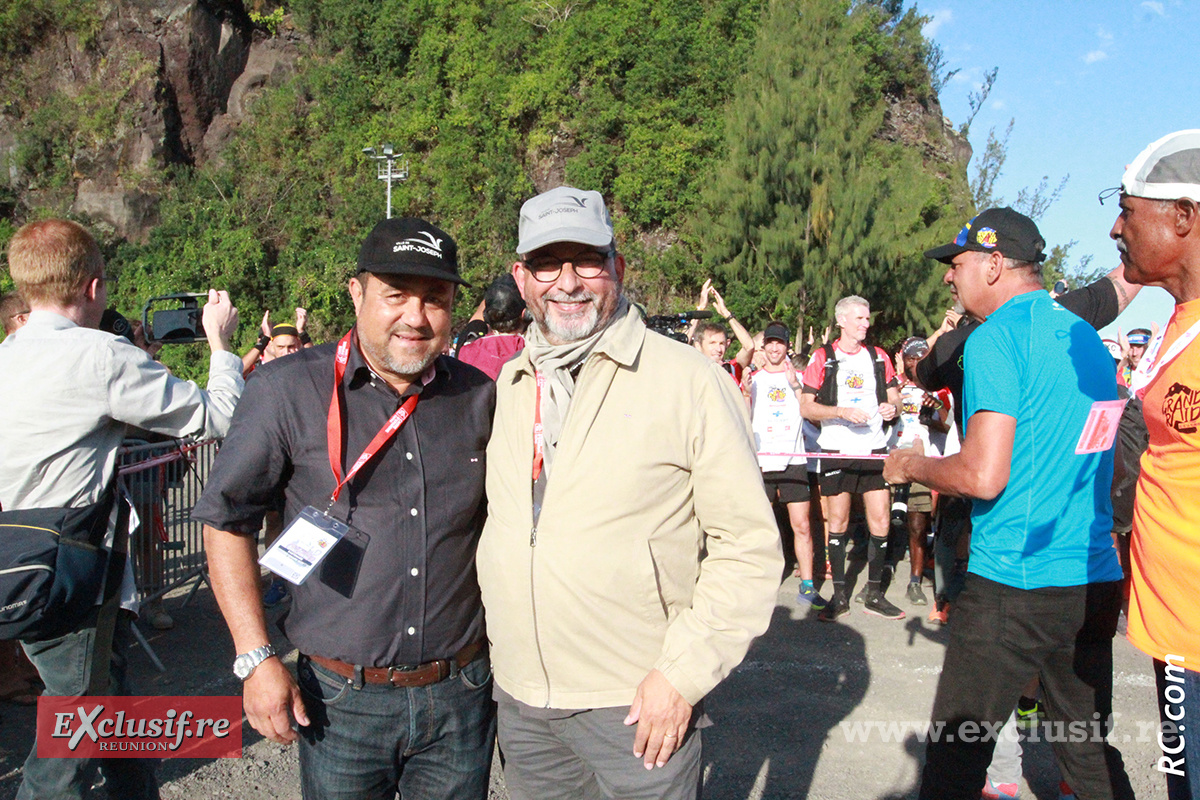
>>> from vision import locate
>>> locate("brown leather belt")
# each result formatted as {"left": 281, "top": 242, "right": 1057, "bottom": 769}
{"left": 308, "top": 641, "right": 484, "bottom": 688}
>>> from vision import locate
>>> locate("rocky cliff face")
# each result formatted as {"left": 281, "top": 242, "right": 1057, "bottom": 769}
{"left": 879, "top": 92, "right": 973, "bottom": 180}
{"left": 1, "top": 0, "right": 299, "bottom": 240}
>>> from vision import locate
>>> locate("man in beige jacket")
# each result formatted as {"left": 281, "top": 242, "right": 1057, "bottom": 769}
{"left": 477, "top": 186, "right": 783, "bottom": 800}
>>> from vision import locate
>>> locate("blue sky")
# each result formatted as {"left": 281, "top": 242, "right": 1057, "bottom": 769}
{"left": 920, "top": 0, "right": 1199, "bottom": 340}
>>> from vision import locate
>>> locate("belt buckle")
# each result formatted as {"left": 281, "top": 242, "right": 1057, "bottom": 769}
{"left": 386, "top": 663, "right": 421, "bottom": 686}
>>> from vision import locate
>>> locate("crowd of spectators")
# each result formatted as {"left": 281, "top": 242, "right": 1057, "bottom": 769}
{"left": 2, "top": 128, "right": 1199, "bottom": 800}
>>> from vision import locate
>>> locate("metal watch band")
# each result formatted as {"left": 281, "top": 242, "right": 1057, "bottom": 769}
{"left": 233, "top": 643, "right": 276, "bottom": 680}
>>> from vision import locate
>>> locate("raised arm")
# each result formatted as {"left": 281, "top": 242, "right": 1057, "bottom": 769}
{"left": 709, "top": 286, "right": 755, "bottom": 367}
{"left": 686, "top": 279, "right": 713, "bottom": 343}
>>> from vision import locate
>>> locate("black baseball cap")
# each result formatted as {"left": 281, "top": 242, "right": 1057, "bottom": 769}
{"left": 925, "top": 207, "right": 1046, "bottom": 265}
{"left": 763, "top": 322, "right": 791, "bottom": 345}
{"left": 901, "top": 336, "right": 930, "bottom": 358}
{"left": 357, "top": 217, "right": 469, "bottom": 286}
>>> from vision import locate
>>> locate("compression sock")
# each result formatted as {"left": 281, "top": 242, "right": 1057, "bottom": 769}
{"left": 868, "top": 535, "right": 888, "bottom": 584}
{"left": 827, "top": 532, "right": 847, "bottom": 588}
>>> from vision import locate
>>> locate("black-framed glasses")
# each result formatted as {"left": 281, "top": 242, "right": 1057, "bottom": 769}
{"left": 1098, "top": 187, "right": 1122, "bottom": 206}
{"left": 99, "top": 275, "right": 117, "bottom": 289}
{"left": 522, "top": 250, "right": 613, "bottom": 283}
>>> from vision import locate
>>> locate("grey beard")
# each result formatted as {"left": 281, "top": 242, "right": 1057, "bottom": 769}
{"left": 363, "top": 338, "right": 437, "bottom": 381}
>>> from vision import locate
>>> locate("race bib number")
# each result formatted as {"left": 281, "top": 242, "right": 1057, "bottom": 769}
{"left": 1075, "top": 399, "right": 1127, "bottom": 455}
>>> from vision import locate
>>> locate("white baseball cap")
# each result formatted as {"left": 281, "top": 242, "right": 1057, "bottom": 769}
{"left": 517, "top": 186, "right": 614, "bottom": 255}
{"left": 1120, "top": 129, "right": 1200, "bottom": 202}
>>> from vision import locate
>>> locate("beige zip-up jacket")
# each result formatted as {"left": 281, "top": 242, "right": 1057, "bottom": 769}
{"left": 477, "top": 308, "right": 783, "bottom": 709}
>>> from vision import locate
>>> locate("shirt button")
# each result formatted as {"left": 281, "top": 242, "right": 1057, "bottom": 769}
{"left": 410, "top": 568, "right": 419, "bottom": 576}
{"left": 410, "top": 508, "right": 418, "bottom": 517}
{"left": 406, "top": 452, "right": 413, "bottom": 460}
{"left": 407, "top": 626, "right": 416, "bottom": 635}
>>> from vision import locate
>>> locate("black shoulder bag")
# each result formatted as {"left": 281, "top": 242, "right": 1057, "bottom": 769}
{"left": 0, "top": 480, "right": 128, "bottom": 641}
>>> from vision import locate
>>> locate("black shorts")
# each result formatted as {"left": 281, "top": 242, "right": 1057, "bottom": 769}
{"left": 763, "top": 463, "right": 812, "bottom": 504}
{"left": 820, "top": 449, "right": 887, "bottom": 496}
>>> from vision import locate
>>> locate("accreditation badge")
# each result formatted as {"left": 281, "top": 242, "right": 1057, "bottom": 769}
{"left": 258, "top": 506, "right": 350, "bottom": 585}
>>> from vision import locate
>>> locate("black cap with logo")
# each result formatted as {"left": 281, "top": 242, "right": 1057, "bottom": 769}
{"left": 924, "top": 207, "right": 1046, "bottom": 265}
{"left": 357, "top": 218, "right": 468, "bottom": 286}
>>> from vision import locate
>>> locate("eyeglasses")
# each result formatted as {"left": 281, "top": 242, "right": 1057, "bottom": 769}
{"left": 1098, "top": 187, "right": 1122, "bottom": 206}
{"left": 99, "top": 275, "right": 117, "bottom": 289}
{"left": 522, "top": 250, "right": 613, "bottom": 283}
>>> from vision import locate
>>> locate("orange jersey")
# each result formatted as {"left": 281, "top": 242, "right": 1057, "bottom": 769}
{"left": 1127, "top": 297, "right": 1200, "bottom": 665}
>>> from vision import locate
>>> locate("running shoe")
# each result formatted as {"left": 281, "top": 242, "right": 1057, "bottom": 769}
{"left": 927, "top": 604, "right": 949, "bottom": 625}
{"left": 853, "top": 584, "right": 868, "bottom": 604}
{"left": 817, "top": 590, "right": 850, "bottom": 622}
{"left": 797, "top": 584, "right": 827, "bottom": 609}
{"left": 263, "top": 578, "right": 290, "bottom": 608}
{"left": 863, "top": 590, "right": 906, "bottom": 620}
{"left": 906, "top": 581, "right": 928, "bottom": 606}
{"left": 1015, "top": 695, "right": 1041, "bottom": 729}
{"left": 982, "top": 779, "right": 1019, "bottom": 799}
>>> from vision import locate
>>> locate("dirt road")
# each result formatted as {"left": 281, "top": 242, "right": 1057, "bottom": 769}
{"left": 0, "top": 573, "right": 1168, "bottom": 799}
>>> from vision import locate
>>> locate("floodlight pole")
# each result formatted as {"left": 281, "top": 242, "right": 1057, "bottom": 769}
{"left": 361, "top": 143, "right": 409, "bottom": 219}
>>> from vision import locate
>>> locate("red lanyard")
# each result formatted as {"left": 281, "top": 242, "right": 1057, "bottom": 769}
{"left": 532, "top": 371, "right": 546, "bottom": 481}
{"left": 326, "top": 328, "right": 418, "bottom": 505}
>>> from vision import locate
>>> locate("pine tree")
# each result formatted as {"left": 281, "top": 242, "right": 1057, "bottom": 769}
{"left": 698, "top": 0, "right": 969, "bottom": 337}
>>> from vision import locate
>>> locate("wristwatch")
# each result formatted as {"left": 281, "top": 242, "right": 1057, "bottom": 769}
{"left": 233, "top": 644, "right": 277, "bottom": 680}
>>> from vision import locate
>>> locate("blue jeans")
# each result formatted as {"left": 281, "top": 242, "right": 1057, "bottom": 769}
{"left": 17, "top": 609, "right": 159, "bottom": 800}
{"left": 1155, "top": 658, "right": 1200, "bottom": 800}
{"left": 297, "top": 652, "right": 496, "bottom": 800}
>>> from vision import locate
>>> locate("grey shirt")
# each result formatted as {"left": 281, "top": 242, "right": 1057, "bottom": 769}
{"left": 0, "top": 310, "right": 244, "bottom": 511}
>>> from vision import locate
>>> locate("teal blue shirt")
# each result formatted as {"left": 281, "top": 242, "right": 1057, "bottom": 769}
{"left": 963, "top": 290, "right": 1122, "bottom": 589}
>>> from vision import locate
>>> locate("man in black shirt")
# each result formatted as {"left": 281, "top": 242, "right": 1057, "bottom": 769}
{"left": 196, "top": 218, "right": 497, "bottom": 800}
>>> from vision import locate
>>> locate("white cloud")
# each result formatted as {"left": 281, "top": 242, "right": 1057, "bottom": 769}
{"left": 922, "top": 9, "right": 953, "bottom": 38}
{"left": 1083, "top": 27, "right": 1113, "bottom": 64}
{"left": 990, "top": 100, "right": 1007, "bottom": 111}
{"left": 1141, "top": 1, "right": 1165, "bottom": 15}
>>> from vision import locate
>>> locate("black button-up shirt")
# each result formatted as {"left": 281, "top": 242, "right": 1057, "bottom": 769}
{"left": 193, "top": 336, "right": 494, "bottom": 667}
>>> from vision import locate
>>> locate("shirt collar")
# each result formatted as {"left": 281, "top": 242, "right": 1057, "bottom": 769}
{"left": 23, "top": 310, "right": 78, "bottom": 330}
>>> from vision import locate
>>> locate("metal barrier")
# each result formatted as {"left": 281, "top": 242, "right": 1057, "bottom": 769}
{"left": 117, "top": 438, "right": 220, "bottom": 670}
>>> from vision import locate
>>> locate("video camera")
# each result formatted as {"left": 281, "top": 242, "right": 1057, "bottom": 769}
{"left": 644, "top": 310, "right": 713, "bottom": 344}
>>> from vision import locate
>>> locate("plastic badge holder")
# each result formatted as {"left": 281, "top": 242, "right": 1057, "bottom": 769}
{"left": 258, "top": 506, "right": 348, "bottom": 586}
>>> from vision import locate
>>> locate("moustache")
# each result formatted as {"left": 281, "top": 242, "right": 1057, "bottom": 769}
{"left": 545, "top": 289, "right": 597, "bottom": 303}
{"left": 390, "top": 323, "right": 432, "bottom": 339}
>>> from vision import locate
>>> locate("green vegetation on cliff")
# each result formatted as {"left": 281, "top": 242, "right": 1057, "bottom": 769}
{"left": 3, "top": 0, "right": 977, "bottom": 377}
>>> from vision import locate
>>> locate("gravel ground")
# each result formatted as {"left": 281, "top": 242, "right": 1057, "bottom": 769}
{"left": 0, "top": 565, "right": 1169, "bottom": 800}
